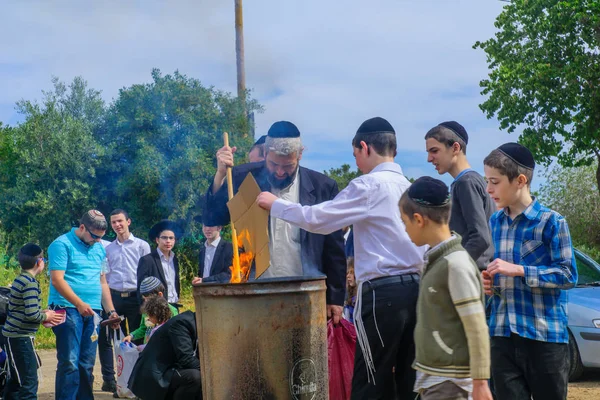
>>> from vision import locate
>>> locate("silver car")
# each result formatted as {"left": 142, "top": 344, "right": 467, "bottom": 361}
{"left": 568, "top": 248, "right": 600, "bottom": 381}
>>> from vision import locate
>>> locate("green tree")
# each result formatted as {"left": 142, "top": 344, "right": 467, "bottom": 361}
{"left": 538, "top": 164, "right": 600, "bottom": 249}
{"left": 98, "top": 69, "right": 262, "bottom": 278}
{"left": 0, "top": 77, "right": 106, "bottom": 248}
{"left": 474, "top": 0, "right": 600, "bottom": 194}
{"left": 100, "top": 69, "right": 262, "bottom": 230}
{"left": 324, "top": 163, "right": 362, "bottom": 191}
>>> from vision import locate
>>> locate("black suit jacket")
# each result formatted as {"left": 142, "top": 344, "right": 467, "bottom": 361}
{"left": 128, "top": 311, "right": 199, "bottom": 399}
{"left": 205, "top": 162, "right": 347, "bottom": 305}
{"left": 198, "top": 238, "right": 233, "bottom": 283}
{"left": 137, "top": 249, "right": 181, "bottom": 303}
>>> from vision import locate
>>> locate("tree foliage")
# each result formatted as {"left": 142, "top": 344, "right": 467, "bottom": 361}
{"left": 474, "top": 0, "right": 600, "bottom": 193}
{"left": 539, "top": 163, "right": 600, "bottom": 247}
{"left": 98, "top": 69, "right": 262, "bottom": 235}
{"left": 0, "top": 77, "right": 105, "bottom": 248}
{"left": 323, "top": 163, "right": 361, "bottom": 191}
{"left": 0, "top": 70, "right": 262, "bottom": 278}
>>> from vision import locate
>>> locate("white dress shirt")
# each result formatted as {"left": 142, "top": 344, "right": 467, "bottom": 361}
{"left": 203, "top": 236, "right": 221, "bottom": 278}
{"left": 157, "top": 248, "right": 178, "bottom": 303}
{"left": 105, "top": 233, "right": 151, "bottom": 291}
{"left": 271, "top": 162, "right": 426, "bottom": 284}
{"left": 260, "top": 170, "right": 303, "bottom": 279}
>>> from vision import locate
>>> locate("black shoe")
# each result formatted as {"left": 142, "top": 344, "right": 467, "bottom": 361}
{"left": 102, "top": 380, "right": 117, "bottom": 393}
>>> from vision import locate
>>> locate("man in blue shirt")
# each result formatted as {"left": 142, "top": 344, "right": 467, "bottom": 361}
{"left": 48, "top": 210, "right": 119, "bottom": 400}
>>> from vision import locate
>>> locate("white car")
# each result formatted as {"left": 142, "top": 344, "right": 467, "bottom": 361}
{"left": 568, "top": 248, "right": 600, "bottom": 381}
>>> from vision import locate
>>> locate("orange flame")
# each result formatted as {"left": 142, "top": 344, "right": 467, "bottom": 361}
{"left": 229, "top": 229, "right": 254, "bottom": 284}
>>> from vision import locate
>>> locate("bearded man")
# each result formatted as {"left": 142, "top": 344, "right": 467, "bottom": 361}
{"left": 204, "top": 121, "right": 346, "bottom": 322}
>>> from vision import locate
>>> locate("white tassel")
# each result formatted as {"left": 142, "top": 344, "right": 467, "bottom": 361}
{"left": 6, "top": 338, "right": 21, "bottom": 387}
{"left": 372, "top": 289, "right": 385, "bottom": 348}
{"left": 353, "top": 281, "right": 377, "bottom": 385}
{"left": 32, "top": 337, "right": 43, "bottom": 385}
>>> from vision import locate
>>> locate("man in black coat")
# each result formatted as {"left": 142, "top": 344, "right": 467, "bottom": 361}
{"left": 205, "top": 121, "right": 347, "bottom": 322}
{"left": 128, "top": 311, "right": 201, "bottom": 400}
{"left": 137, "top": 220, "right": 182, "bottom": 307}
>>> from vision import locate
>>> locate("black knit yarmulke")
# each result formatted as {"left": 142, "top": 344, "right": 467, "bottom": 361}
{"left": 408, "top": 177, "right": 450, "bottom": 207}
{"left": 497, "top": 142, "right": 535, "bottom": 170}
{"left": 20, "top": 243, "right": 42, "bottom": 257}
{"left": 356, "top": 117, "right": 395, "bottom": 135}
{"left": 267, "top": 121, "right": 300, "bottom": 138}
{"left": 439, "top": 121, "right": 468, "bottom": 144}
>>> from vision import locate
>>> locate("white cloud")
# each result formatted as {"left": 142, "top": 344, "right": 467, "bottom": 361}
{"left": 0, "top": 0, "right": 529, "bottom": 179}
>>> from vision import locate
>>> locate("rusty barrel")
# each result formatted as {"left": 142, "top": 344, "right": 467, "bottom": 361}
{"left": 193, "top": 276, "right": 329, "bottom": 400}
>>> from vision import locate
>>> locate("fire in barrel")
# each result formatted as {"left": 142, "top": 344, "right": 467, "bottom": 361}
{"left": 193, "top": 275, "right": 328, "bottom": 399}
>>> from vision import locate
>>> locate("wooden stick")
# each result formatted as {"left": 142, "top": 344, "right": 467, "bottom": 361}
{"left": 224, "top": 132, "right": 241, "bottom": 282}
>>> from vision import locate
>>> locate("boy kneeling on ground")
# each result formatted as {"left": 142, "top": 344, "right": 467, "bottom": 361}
{"left": 123, "top": 276, "right": 178, "bottom": 346}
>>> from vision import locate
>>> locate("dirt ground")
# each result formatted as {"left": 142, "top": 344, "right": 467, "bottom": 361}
{"left": 36, "top": 349, "right": 599, "bottom": 399}
{"left": 38, "top": 350, "right": 114, "bottom": 400}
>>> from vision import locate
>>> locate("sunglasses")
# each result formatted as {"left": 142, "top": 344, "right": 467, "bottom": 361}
{"left": 84, "top": 225, "right": 103, "bottom": 240}
{"left": 38, "top": 257, "right": 48, "bottom": 263}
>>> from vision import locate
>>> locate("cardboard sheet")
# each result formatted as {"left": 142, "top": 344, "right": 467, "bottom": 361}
{"left": 226, "top": 173, "right": 271, "bottom": 278}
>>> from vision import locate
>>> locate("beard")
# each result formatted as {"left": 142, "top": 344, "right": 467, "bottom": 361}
{"left": 268, "top": 166, "right": 299, "bottom": 190}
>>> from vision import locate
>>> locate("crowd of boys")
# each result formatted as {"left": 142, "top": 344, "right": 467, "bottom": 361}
{"left": 0, "top": 119, "right": 577, "bottom": 400}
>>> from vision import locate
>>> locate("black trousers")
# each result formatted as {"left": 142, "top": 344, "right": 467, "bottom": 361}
{"left": 491, "top": 335, "right": 569, "bottom": 400}
{"left": 4, "top": 337, "right": 39, "bottom": 400}
{"left": 168, "top": 369, "right": 202, "bottom": 400}
{"left": 98, "top": 290, "right": 142, "bottom": 382}
{"left": 351, "top": 277, "right": 419, "bottom": 400}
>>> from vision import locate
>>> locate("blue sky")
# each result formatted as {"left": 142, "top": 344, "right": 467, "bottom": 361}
{"left": 0, "top": 0, "right": 541, "bottom": 187}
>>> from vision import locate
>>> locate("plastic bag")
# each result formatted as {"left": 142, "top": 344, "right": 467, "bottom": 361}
{"left": 114, "top": 329, "right": 138, "bottom": 399}
{"left": 328, "top": 319, "right": 357, "bottom": 400}
{"left": 90, "top": 312, "right": 102, "bottom": 342}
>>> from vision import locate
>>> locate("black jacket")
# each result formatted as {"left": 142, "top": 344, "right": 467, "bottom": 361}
{"left": 128, "top": 311, "right": 199, "bottom": 399}
{"left": 198, "top": 238, "right": 233, "bottom": 283}
{"left": 205, "top": 162, "right": 347, "bottom": 305}
{"left": 137, "top": 249, "right": 181, "bottom": 303}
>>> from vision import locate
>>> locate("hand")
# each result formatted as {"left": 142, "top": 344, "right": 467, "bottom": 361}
{"left": 487, "top": 258, "right": 524, "bottom": 278}
{"left": 472, "top": 379, "right": 493, "bottom": 400}
{"left": 109, "top": 311, "right": 121, "bottom": 329}
{"left": 256, "top": 192, "right": 279, "bottom": 211}
{"left": 76, "top": 302, "right": 94, "bottom": 317}
{"left": 327, "top": 305, "right": 343, "bottom": 325}
{"left": 192, "top": 277, "right": 202, "bottom": 285}
{"left": 123, "top": 335, "right": 132, "bottom": 343}
{"left": 481, "top": 270, "right": 493, "bottom": 296}
{"left": 45, "top": 310, "right": 63, "bottom": 325}
{"left": 216, "top": 145, "right": 237, "bottom": 175}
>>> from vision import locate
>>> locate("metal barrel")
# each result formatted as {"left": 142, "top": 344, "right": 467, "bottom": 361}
{"left": 193, "top": 276, "right": 329, "bottom": 400}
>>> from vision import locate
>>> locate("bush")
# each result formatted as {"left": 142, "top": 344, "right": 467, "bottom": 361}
{"left": 538, "top": 164, "right": 600, "bottom": 250}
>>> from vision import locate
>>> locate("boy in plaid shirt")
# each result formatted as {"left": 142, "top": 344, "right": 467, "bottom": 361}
{"left": 482, "top": 143, "right": 577, "bottom": 400}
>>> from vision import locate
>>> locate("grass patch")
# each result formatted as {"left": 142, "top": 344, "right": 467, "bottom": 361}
{"left": 0, "top": 267, "right": 196, "bottom": 350}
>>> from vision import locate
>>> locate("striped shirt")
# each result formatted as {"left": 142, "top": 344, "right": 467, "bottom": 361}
{"left": 2, "top": 270, "right": 47, "bottom": 338}
{"left": 488, "top": 199, "right": 578, "bottom": 343}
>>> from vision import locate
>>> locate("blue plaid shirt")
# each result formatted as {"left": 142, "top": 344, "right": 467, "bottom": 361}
{"left": 488, "top": 199, "right": 577, "bottom": 343}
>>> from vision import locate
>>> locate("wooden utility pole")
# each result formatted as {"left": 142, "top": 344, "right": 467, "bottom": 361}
{"left": 235, "top": 0, "right": 246, "bottom": 100}
{"left": 235, "top": 0, "right": 252, "bottom": 138}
